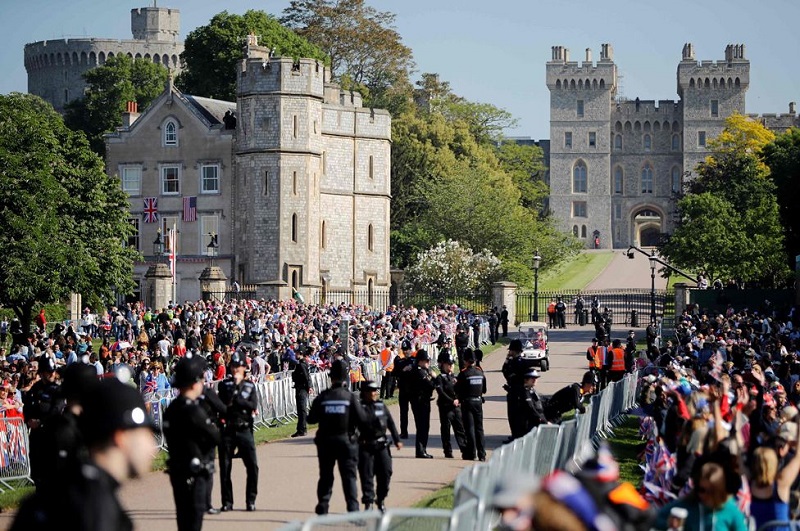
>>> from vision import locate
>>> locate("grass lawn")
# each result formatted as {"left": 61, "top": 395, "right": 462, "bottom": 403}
{"left": 607, "top": 415, "right": 644, "bottom": 487}
{"left": 413, "top": 483, "right": 455, "bottom": 509}
{"left": 538, "top": 251, "right": 615, "bottom": 292}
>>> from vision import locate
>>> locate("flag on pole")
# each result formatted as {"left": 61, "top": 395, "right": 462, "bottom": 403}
{"left": 167, "top": 226, "right": 176, "bottom": 281}
{"left": 182, "top": 196, "right": 197, "bottom": 222}
{"left": 143, "top": 197, "right": 159, "bottom": 223}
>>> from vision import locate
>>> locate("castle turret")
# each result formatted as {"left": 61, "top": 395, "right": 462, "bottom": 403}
{"left": 131, "top": 6, "right": 180, "bottom": 42}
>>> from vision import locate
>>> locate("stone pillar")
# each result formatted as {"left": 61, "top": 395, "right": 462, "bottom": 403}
{"left": 69, "top": 293, "right": 82, "bottom": 329}
{"left": 199, "top": 266, "right": 228, "bottom": 302}
{"left": 144, "top": 263, "right": 172, "bottom": 311}
{"left": 673, "top": 283, "right": 690, "bottom": 316}
{"left": 492, "top": 281, "right": 517, "bottom": 326}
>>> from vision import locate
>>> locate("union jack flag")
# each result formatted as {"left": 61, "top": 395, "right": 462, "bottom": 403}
{"left": 143, "top": 197, "right": 159, "bottom": 223}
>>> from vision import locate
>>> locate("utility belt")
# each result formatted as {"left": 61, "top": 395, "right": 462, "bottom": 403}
{"left": 225, "top": 418, "right": 253, "bottom": 432}
{"left": 359, "top": 437, "right": 389, "bottom": 451}
{"left": 168, "top": 457, "right": 214, "bottom": 477}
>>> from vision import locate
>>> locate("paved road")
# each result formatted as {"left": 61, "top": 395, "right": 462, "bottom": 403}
{"left": 586, "top": 249, "right": 670, "bottom": 291}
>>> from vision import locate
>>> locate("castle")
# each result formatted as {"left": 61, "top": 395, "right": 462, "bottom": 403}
{"left": 546, "top": 43, "right": 799, "bottom": 249}
{"left": 24, "top": 5, "right": 184, "bottom": 113}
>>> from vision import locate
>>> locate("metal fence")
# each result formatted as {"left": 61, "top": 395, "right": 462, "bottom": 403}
{"left": 315, "top": 288, "right": 494, "bottom": 315}
{"left": 515, "top": 289, "right": 674, "bottom": 326}
{"left": 201, "top": 287, "right": 258, "bottom": 303}
{"left": 0, "top": 418, "right": 32, "bottom": 491}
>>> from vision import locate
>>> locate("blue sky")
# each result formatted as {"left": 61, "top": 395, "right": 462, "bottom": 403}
{"left": 2, "top": 0, "right": 798, "bottom": 139}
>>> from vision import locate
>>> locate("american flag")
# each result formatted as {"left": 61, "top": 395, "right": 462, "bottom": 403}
{"left": 143, "top": 197, "right": 158, "bottom": 223}
{"left": 182, "top": 196, "right": 197, "bottom": 222}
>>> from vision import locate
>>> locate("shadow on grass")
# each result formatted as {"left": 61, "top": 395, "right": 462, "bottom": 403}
{"left": 606, "top": 415, "right": 644, "bottom": 487}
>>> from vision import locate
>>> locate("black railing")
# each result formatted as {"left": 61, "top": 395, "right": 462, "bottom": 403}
{"left": 313, "top": 288, "right": 493, "bottom": 313}
{"left": 201, "top": 289, "right": 257, "bottom": 302}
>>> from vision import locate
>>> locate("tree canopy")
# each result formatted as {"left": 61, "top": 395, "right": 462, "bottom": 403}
{"left": 763, "top": 127, "right": 800, "bottom": 265}
{"left": 0, "top": 94, "right": 139, "bottom": 332}
{"left": 65, "top": 55, "right": 168, "bottom": 155}
{"left": 177, "top": 10, "right": 327, "bottom": 101}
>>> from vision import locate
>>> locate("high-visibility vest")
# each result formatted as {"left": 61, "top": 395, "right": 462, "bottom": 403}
{"left": 588, "top": 346, "right": 604, "bottom": 369}
{"left": 610, "top": 347, "right": 626, "bottom": 372}
{"left": 380, "top": 349, "right": 394, "bottom": 372}
{"left": 547, "top": 302, "right": 557, "bottom": 315}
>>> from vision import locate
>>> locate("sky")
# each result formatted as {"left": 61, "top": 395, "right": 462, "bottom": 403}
{"left": 2, "top": 0, "right": 799, "bottom": 139}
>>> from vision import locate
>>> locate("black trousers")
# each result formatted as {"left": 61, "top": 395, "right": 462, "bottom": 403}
{"left": 204, "top": 448, "right": 217, "bottom": 510}
{"left": 380, "top": 373, "right": 395, "bottom": 399}
{"left": 438, "top": 406, "right": 467, "bottom": 455}
{"left": 398, "top": 389, "right": 410, "bottom": 436}
{"left": 170, "top": 472, "right": 208, "bottom": 531}
{"left": 501, "top": 322, "right": 508, "bottom": 337}
{"left": 358, "top": 444, "right": 393, "bottom": 504}
{"left": 506, "top": 390, "right": 526, "bottom": 439}
{"left": 462, "top": 398, "right": 485, "bottom": 460}
{"left": 315, "top": 436, "right": 359, "bottom": 514}
{"left": 296, "top": 389, "right": 309, "bottom": 434}
{"left": 219, "top": 429, "right": 259, "bottom": 507}
{"left": 411, "top": 399, "right": 431, "bottom": 455}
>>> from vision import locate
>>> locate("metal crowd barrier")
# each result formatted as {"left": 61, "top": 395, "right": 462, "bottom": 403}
{"left": 0, "top": 418, "right": 32, "bottom": 491}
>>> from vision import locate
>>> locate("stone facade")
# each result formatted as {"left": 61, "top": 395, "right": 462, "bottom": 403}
{"left": 24, "top": 6, "right": 183, "bottom": 113}
{"left": 547, "top": 43, "right": 799, "bottom": 249}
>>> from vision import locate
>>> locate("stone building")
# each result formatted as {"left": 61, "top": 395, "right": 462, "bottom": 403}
{"left": 104, "top": 38, "right": 392, "bottom": 305}
{"left": 547, "top": 43, "right": 799, "bottom": 249}
{"left": 24, "top": 5, "right": 184, "bottom": 113}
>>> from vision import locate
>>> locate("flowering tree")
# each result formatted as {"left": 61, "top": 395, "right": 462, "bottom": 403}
{"left": 405, "top": 240, "right": 501, "bottom": 297}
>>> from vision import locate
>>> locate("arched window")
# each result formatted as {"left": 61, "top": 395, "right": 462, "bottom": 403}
{"left": 643, "top": 134, "right": 652, "bottom": 152}
{"left": 581, "top": 225, "right": 587, "bottom": 238}
{"left": 164, "top": 120, "right": 177, "bottom": 146}
{"left": 321, "top": 221, "right": 327, "bottom": 249}
{"left": 641, "top": 164, "right": 654, "bottom": 194}
{"left": 292, "top": 171, "right": 298, "bottom": 195}
{"left": 368, "top": 224, "right": 374, "bottom": 251}
{"left": 291, "top": 214, "right": 298, "bottom": 242}
{"left": 671, "top": 134, "right": 680, "bottom": 151}
{"left": 614, "top": 134, "right": 622, "bottom": 151}
{"left": 572, "top": 160, "right": 587, "bottom": 193}
{"left": 368, "top": 155, "right": 374, "bottom": 179}
{"left": 573, "top": 225, "right": 579, "bottom": 237}
{"left": 614, "top": 166, "right": 624, "bottom": 194}
{"left": 293, "top": 115, "right": 298, "bottom": 138}
{"left": 671, "top": 167, "right": 682, "bottom": 193}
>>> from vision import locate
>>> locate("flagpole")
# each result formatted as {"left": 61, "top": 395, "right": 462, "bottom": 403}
{"left": 171, "top": 222, "right": 177, "bottom": 304}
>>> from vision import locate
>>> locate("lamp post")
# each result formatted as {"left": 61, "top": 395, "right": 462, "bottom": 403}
{"left": 649, "top": 250, "right": 657, "bottom": 324}
{"left": 532, "top": 251, "right": 542, "bottom": 321}
{"left": 152, "top": 229, "right": 165, "bottom": 261}
{"left": 206, "top": 232, "right": 219, "bottom": 267}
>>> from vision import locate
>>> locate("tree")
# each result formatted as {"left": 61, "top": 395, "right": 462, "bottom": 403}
{"left": 495, "top": 141, "right": 548, "bottom": 211}
{"left": 281, "top": 0, "right": 414, "bottom": 108}
{"left": 405, "top": 240, "right": 501, "bottom": 296}
{"left": 178, "top": 10, "right": 327, "bottom": 101}
{"left": 0, "top": 94, "right": 139, "bottom": 333}
{"left": 64, "top": 55, "right": 168, "bottom": 155}
{"left": 763, "top": 128, "right": 800, "bottom": 264}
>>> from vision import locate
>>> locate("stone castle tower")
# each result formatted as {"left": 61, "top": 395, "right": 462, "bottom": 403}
{"left": 233, "top": 37, "right": 392, "bottom": 302}
{"left": 24, "top": 5, "right": 184, "bottom": 112}
{"left": 544, "top": 43, "right": 789, "bottom": 249}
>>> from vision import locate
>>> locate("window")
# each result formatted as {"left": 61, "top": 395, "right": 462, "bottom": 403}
{"left": 292, "top": 171, "right": 298, "bottom": 195}
{"left": 672, "top": 134, "right": 680, "bottom": 151}
{"left": 291, "top": 213, "right": 298, "bottom": 243}
{"left": 614, "top": 204, "right": 622, "bottom": 219}
{"left": 120, "top": 165, "right": 142, "bottom": 195}
{"left": 671, "top": 167, "right": 682, "bottom": 193}
{"left": 614, "top": 134, "right": 622, "bottom": 151}
{"left": 368, "top": 224, "right": 374, "bottom": 251}
{"left": 127, "top": 218, "right": 140, "bottom": 251}
{"left": 573, "top": 225, "right": 579, "bottom": 237}
{"left": 321, "top": 221, "right": 326, "bottom": 249}
{"left": 572, "top": 201, "right": 587, "bottom": 218}
{"left": 698, "top": 131, "right": 706, "bottom": 147}
{"left": 200, "top": 164, "right": 220, "bottom": 193}
{"left": 581, "top": 225, "right": 587, "bottom": 238}
{"left": 641, "top": 164, "right": 654, "bottom": 194}
{"left": 711, "top": 100, "right": 719, "bottom": 117}
{"left": 293, "top": 115, "right": 298, "bottom": 139}
{"left": 643, "top": 134, "right": 652, "bottom": 152}
{"left": 564, "top": 132, "right": 572, "bottom": 148}
{"left": 589, "top": 132, "right": 596, "bottom": 147}
{"left": 369, "top": 156, "right": 374, "bottom": 179}
{"left": 264, "top": 171, "right": 270, "bottom": 196}
{"left": 161, "top": 165, "right": 180, "bottom": 195}
{"left": 200, "top": 215, "right": 219, "bottom": 254}
{"left": 163, "top": 120, "right": 178, "bottom": 146}
{"left": 160, "top": 216, "right": 178, "bottom": 254}
{"left": 572, "top": 161, "right": 587, "bottom": 193}
{"left": 322, "top": 151, "right": 327, "bottom": 176}
{"left": 577, "top": 100, "right": 584, "bottom": 118}
{"left": 614, "top": 167, "right": 624, "bottom": 194}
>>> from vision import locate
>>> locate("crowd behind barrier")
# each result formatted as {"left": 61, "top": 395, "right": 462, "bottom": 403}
{"left": 0, "top": 418, "right": 31, "bottom": 492}
{"left": 279, "top": 370, "right": 642, "bottom": 531}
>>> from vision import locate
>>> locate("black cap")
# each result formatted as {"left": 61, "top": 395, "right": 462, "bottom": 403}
{"left": 592, "top": 337, "right": 599, "bottom": 342}
{"left": 172, "top": 356, "right": 205, "bottom": 388}
{"left": 416, "top": 349, "right": 430, "bottom": 362}
{"left": 81, "top": 378, "right": 156, "bottom": 444}
{"left": 462, "top": 349, "right": 476, "bottom": 363}
{"left": 37, "top": 355, "right": 56, "bottom": 374}
{"left": 361, "top": 380, "right": 380, "bottom": 392}
{"left": 230, "top": 352, "right": 247, "bottom": 368}
{"left": 582, "top": 371, "right": 597, "bottom": 385}
{"left": 401, "top": 340, "right": 412, "bottom": 351}
{"left": 61, "top": 363, "right": 98, "bottom": 402}
{"left": 509, "top": 339, "right": 523, "bottom": 352}
{"left": 330, "top": 359, "right": 349, "bottom": 382}
{"left": 437, "top": 352, "right": 453, "bottom": 365}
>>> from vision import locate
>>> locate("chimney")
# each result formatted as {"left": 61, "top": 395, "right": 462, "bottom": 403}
{"left": 122, "top": 101, "right": 140, "bottom": 127}
{"left": 564, "top": 48, "right": 570, "bottom": 62}
{"left": 585, "top": 48, "right": 592, "bottom": 63}
{"left": 790, "top": 102, "right": 797, "bottom": 114}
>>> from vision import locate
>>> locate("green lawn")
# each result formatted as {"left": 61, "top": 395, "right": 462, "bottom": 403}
{"left": 607, "top": 415, "right": 644, "bottom": 487}
{"left": 538, "top": 251, "right": 615, "bottom": 292}
{"left": 413, "top": 483, "right": 455, "bottom": 509}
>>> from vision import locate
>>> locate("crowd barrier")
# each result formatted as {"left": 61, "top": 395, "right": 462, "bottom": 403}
{"left": 279, "top": 369, "right": 642, "bottom": 531}
{"left": 0, "top": 418, "right": 31, "bottom": 491}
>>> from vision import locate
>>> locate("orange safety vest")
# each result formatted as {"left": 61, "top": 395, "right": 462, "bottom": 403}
{"left": 610, "top": 347, "right": 626, "bottom": 372}
{"left": 380, "top": 349, "right": 394, "bottom": 372}
{"left": 547, "top": 302, "right": 557, "bottom": 315}
{"left": 587, "top": 346, "right": 604, "bottom": 369}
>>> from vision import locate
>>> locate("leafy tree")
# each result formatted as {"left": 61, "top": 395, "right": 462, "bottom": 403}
{"left": 495, "top": 141, "right": 548, "bottom": 211}
{"left": 0, "top": 94, "right": 139, "bottom": 333}
{"left": 281, "top": 0, "right": 414, "bottom": 108}
{"left": 763, "top": 128, "right": 800, "bottom": 264}
{"left": 405, "top": 240, "right": 502, "bottom": 296}
{"left": 64, "top": 55, "right": 168, "bottom": 155}
{"left": 178, "top": 10, "right": 327, "bottom": 101}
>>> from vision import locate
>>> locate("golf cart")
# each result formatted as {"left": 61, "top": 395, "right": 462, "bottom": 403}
{"left": 517, "top": 321, "right": 550, "bottom": 371}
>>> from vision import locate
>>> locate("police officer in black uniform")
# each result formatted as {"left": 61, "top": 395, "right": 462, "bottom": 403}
{"left": 292, "top": 347, "right": 312, "bottom": 437}
{"left": 197, "top": 377, "right": 227, "bottom": 515}
{"left": 357, "top": 380, "right": 402, "bottom": 512}
{"left": 434, "top": 352, "right": 467, "bottom": 459}
{"left": 409, "top": 349, "right": 436, "bottom": 458}
{"left": 543, "top": 371, "right": 596, "bottom": 424}
{"left": 454, "top": 327, "right": 469, "bottom": 367}
{"left": 308, "top": 359, "right": 367, "bottom": 514}
{"left": 521, "top": 370, "right": 547, "bottom": 434}
{"left": 392, "top": 340, "right": 414, "bottom": 438}
{"left": 501, "top": 339, "right": 539, "bottom": 441}
{"left": 455, "top": 349, "right": 487, "bottom": 461}
{"left": 12, "top": 378, "right": 157, "bottom": 531}
{"left": 24, "top": 356, "right": 65, "bottom": 490}
{"left": 217, "top": 352, "right": 259, "bottom": 512}
{"left": 164, "top": 356, "right": 221, "bottom": 531}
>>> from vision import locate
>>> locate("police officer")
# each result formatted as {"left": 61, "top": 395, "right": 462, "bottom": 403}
{"left": 409, "top": 349, "right": 436, "bottom": 458}
{"left": 217, "top": 352, "right": 259, "bottom": 512}
{"left": 197, "top": 376, "right": 227, "bottom": 515}
{"left": 24, "top": 356, "right": 65, "bottom": 490}
{"left": 292, "top": 347, "right": 312, "bottom": 437}
{"left": 308, "top": 359, "right": 367, "bottom": 514}
{"left": 521, "top": 370, "right": 547, "bottom": 433}
{"left": 454, "top": 326, "right": 469, "bottom": 367}
{"left": 555, "top": 297, "right": 567, "bottom": 329}
{"left": 544, "top": 371, "right": 596, "bottom": 423}
{"left": 501, "top": 339, "right": 539, "bottom": 441}
{"left": 164, "top": 356, "right": 221, "bottom": 531}
{"left": 12, "top": 378, "right": 157, "bottom": 531}
{"left": 357, "top": 380, "right": 402, "bottom": 512}
{"left": 434, "top": 352, "right": 467, "bottom": 459}
{"left": 455, "top": 349, "right": 487, "bottom": 461}
{"left": 392, "top": 340, "right": 414, "bottom": 438}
